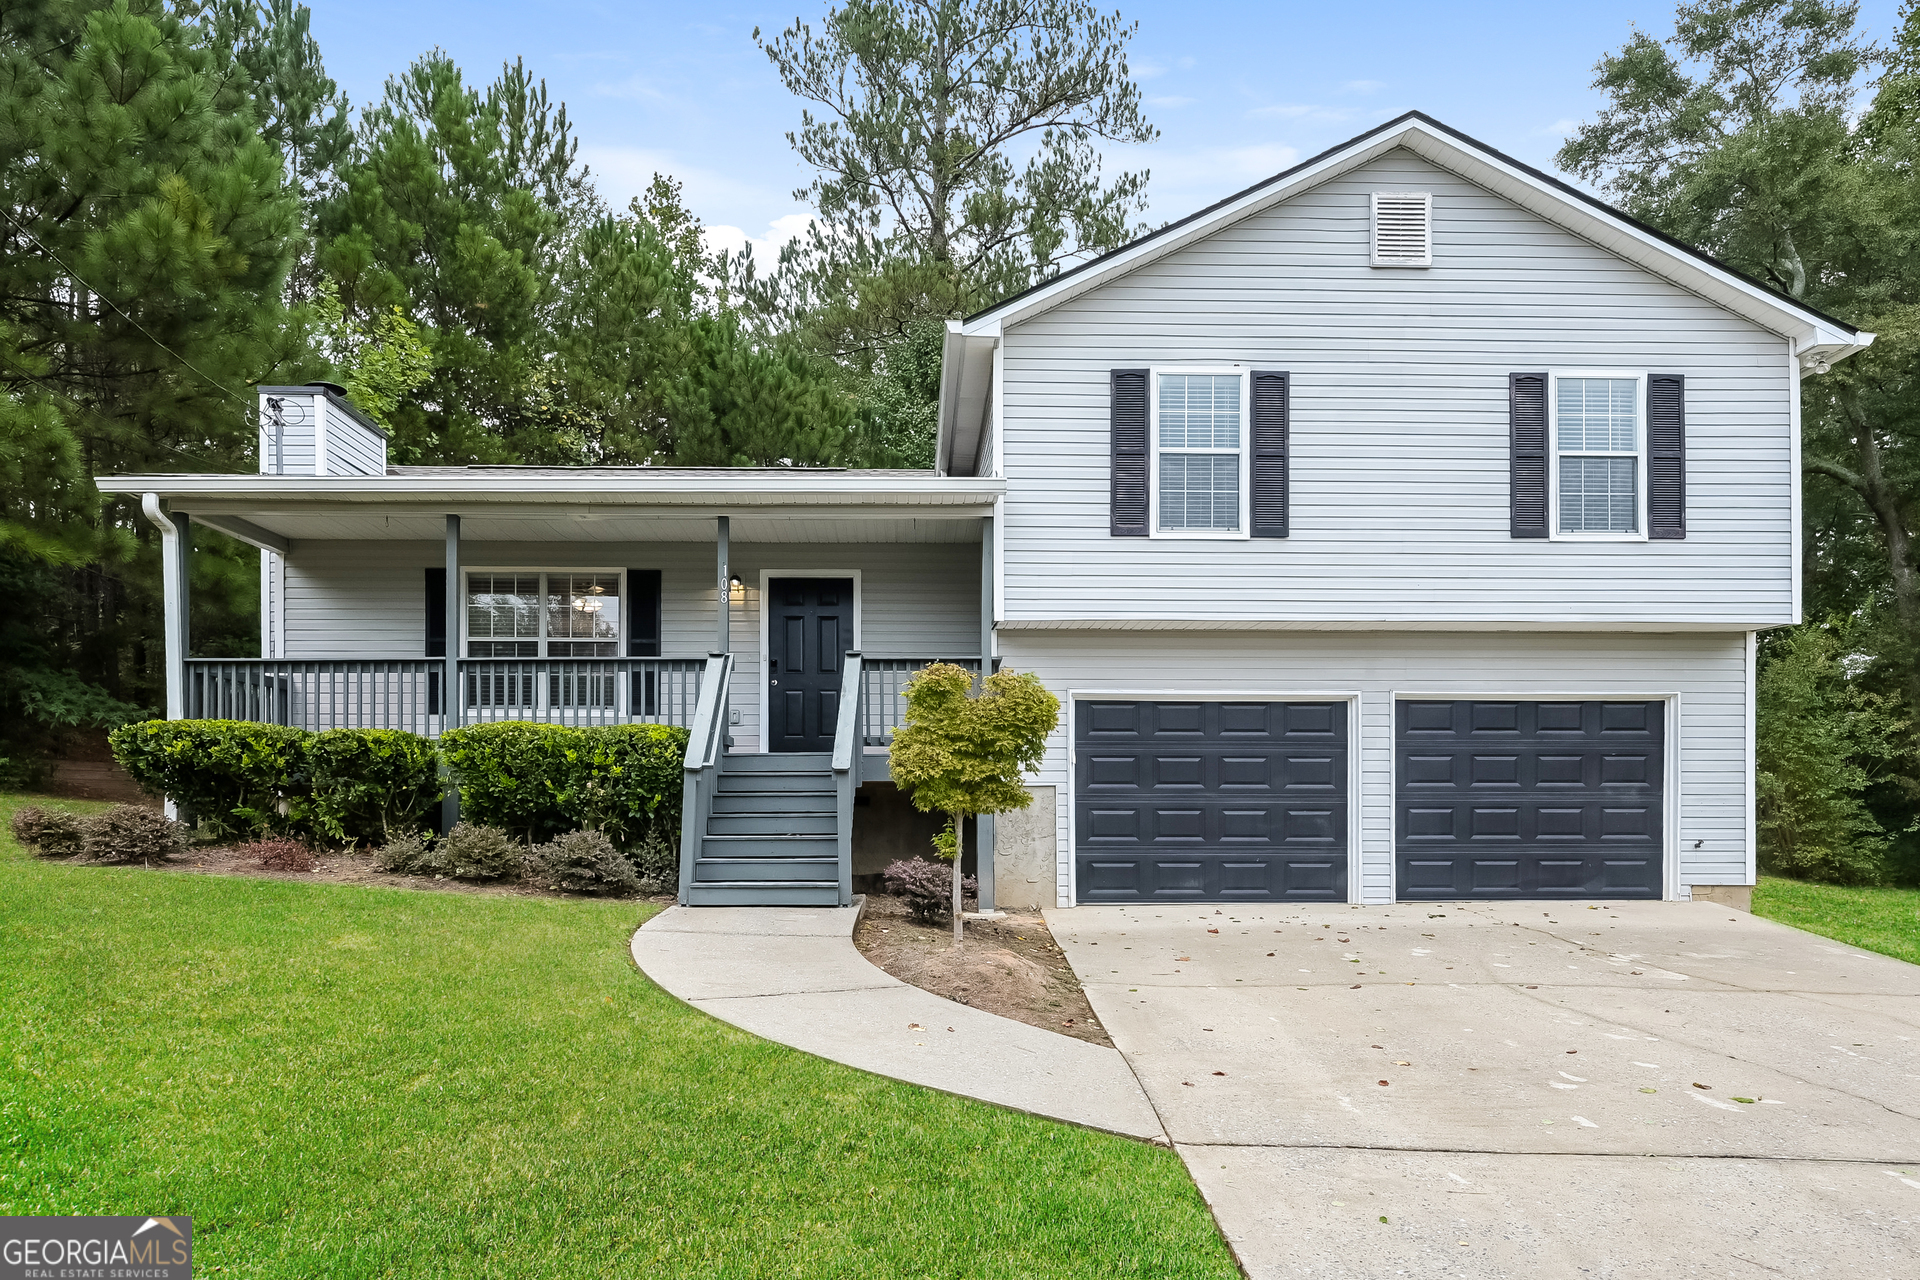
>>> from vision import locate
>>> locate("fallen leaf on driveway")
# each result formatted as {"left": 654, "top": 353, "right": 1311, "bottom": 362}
{"left": 1176, "top": 956, "right": 1192, "bottom": 962}
{"left": 1351, "top": 984, "right": 1363, "bottom": 989}
{"left": 1640, "top": 1087, "right": 1658, "bottom": 1094}
{"left": 908, "top": 1023, "right": 923, "bottom": 1030}
{"left": 1693, "top": 1082, "right": 1712, "bottom": 1090}
{"left": 1395, "top": 1061, "right": 1410, "bottom": 1066}
{"left": 1378, "top": 1079, "right": 1390, "bottom": 1086}
{"left": 1212, "top": 1071, "right": 1226, "bottom": 1076}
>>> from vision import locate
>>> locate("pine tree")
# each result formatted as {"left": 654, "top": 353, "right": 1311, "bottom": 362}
{"left": 0, "top": 0, "right": 304, "bottom": 752}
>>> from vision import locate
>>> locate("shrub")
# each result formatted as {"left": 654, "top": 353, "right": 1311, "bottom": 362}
{"left": 1757, "top": 625, "right": 1907, "bottom": 884}
{"left": 558, "top": 724, "right": 689, "bottom": 846}
{"left": 883, "top": 857, "right": 977, "bottom": 924}
{"left": 109, "top": 719, "right": 312, "bottom": 838}
{"left": 438, "top": 723, "right": 574, "bottom": 845}
{"left": 81, "top": 805, "right": 186, "bottom": 865}
{"left": 441, "top": 721, "right": 689, "bottom": 848}
{"left": 629, "top": 828, "right": 679, "bottom": 894}
{"left": 233, "top": 838, "right": 317, "bottom": 872}
{"left": 10, "top": 805, "right": 85, "bottom": 858}
{"left": 108, "top": 719, "right": 442, "bottom": 846}
{"left": 307, "top": 728, "right": 442, "bottom": 844}
{"left": 375, "top": 831, "right": 435, "bottom": 875}
{"left": 436, "top": 822, "right": 520, "bottom": 881}
{"left": 525, "top": 828, "right": 640, "bottom": 896}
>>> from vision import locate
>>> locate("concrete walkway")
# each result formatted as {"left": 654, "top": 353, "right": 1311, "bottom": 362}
{"left": 630, "top": 899, "right": 1165, "bottom": 1141}
{"left": 1047, "top": 900, "right": 1920, "bottom": 1279}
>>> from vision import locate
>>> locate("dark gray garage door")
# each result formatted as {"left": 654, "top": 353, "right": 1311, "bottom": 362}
{"left": 1396, "top": 700, "right": 1663, "bottom": 900}
{"left": 1076, "top": 700, "right": 1347, "bottom": 902}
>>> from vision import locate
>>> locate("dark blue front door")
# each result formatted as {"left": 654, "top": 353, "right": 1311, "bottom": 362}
{"left": 767, "top": 578, "right": 853, "bottom": 752}
{"left": 1075, "top": 700, "right": 1349, "bottom": 902}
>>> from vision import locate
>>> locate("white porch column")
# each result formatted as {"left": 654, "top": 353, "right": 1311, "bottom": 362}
{"left": 978, "top": 514, "right": 995, "bottom": 911}
{"left": 140, "top": 494, "right": 188, "bottom": 720}
{"left": 715, "top": 515, "right": 730, "bottom": 653}
{"left": 442, "top": 514, "right": 462, "bottom": 831}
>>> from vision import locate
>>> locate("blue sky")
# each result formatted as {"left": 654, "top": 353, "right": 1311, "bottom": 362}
{"left": 307, "top": 0, "right": 1903, "bottom": 259}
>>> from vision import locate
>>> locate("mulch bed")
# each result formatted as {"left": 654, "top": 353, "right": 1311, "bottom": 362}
{"left": 37, "top": 837, "right": 672, "bottom": 904}
{"left": 852, "top": 893, "right": 1110, "bottom": 1047}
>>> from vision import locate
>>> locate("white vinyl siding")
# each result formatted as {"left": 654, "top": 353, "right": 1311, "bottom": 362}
{"left": 282, "top": 539, "right": 982, "bottom": 751}
{"left": 1552, "top": 372, "right": 1645, "bottom": 538}
{"left": 996, "top": 148, "right": 1794, "bottom": 627}
{"left": 997, "top": 629, "right": 1751, "bottom": 907}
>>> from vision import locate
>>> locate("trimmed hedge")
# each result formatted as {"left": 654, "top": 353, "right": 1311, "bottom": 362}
{"left": 308, "top": 728, "right": 442, "bottom": 842}
{"left": 440, "top": 722, "right": 688, "bottom": 847}
{"left": 109, "top": 718, "right": 683, "bottom": 852}
{"left": 108, "top": 720, "right": 441, "bottom": 845}
{"left": 109, "top": 720, "right": 311, "bottom": 838}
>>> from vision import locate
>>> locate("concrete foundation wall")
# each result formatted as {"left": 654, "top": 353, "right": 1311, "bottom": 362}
{"left": 992, "top": 786, "right": 1057, "bottom": 912}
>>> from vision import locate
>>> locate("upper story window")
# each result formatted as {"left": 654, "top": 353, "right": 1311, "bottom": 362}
{"left": 467, "top": 571, "right": 622, "bottom": 657}
{"left": 1152, "top": 369, "right": 1249, "bottom": 538}
{"left": 1551, "top": 372, "right": 1646, "bottom": 539}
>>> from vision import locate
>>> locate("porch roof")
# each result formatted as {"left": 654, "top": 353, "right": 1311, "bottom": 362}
{"left": 98, "top": 466, "right": 1004, "bottom": 549}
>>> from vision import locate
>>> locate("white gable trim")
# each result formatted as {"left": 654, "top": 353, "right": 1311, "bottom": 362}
{"left": 960, "top": 114, "right": 1866, "bottom": 364}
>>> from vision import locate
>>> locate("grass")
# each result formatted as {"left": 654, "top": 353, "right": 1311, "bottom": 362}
{"left": 1753, "top": 874, "right": 1920, "bottom": 966}
{"left": 0, "top": 794, "right": 1235, "bottom": 1279}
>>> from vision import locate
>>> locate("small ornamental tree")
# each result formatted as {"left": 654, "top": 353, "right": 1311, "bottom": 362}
{"left": 889, "top": 663, "right": 1060, "bottom": 943}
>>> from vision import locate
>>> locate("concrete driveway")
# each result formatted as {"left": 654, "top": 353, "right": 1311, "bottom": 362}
{"left": 1045, "top": 900, "right": 1920, "bottom": 1279}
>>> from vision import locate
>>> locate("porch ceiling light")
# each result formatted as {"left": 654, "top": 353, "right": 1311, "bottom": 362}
{"left": 728, "top": 574, "right": 744, "bottom": 600}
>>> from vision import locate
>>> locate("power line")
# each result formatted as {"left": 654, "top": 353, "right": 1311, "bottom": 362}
{"left": 0, "top": 205, "right": 257, "bottom": 414}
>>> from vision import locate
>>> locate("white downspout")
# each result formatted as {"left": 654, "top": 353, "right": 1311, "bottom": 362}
{"left": 141, "top": 494, "right": 184, "bottom": 721}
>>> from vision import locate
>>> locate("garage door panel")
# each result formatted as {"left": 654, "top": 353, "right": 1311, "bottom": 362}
{"left": 1077, "top": 700, "right": 1348, "bottom": 903}
{"left": 1396, "top": 700, "right": 1663, "bottom": 901}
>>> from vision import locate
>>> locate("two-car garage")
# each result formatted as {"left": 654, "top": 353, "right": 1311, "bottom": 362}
{"left": 1074, "top": 698, "right": 1665, "bottom": 903}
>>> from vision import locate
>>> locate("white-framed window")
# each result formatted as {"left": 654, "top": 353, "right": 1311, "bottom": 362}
{"left": 1149, "top": 367, "right": 1250, "bottom": 538}
{"left": 465, "top": 570, "right": 623, "bottom": 657}
{"left": 1549, "top": 371, "right": 1647, "bottom": 540}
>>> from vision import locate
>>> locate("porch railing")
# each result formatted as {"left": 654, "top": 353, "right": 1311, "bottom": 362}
{"left": 858, "top": 657, "right": 984, "bottom": 746}
{"left": 184, "top": 658, "right": 704, "bottom": 735}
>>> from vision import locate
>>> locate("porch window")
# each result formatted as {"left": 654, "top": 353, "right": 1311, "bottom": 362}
{"left": 465, "top": 572, "right": 621, "bottom": 657}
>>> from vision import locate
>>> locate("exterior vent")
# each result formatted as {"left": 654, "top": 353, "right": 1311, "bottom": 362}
{"left": 1371, "top": 191, "right": 1432, "bottom": 267}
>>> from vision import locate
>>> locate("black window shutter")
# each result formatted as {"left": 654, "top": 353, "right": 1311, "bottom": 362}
{"left": 1110, "top": 368, "right": 1149, "bottom": 536}
{"left": 1509, "top": 373, "right": 1548, "bottom": 538}
{"left": 1647, "top": 375, "right": 1686, "bottom": 539}
{"left": 1250, "top": 370, "right": 1290, "bottom": 537}
{"left": 627, "top": 569, "right": 662, "bottom": 656}
{"left": 425, "top": 567, "right": 446, "bottom": 656}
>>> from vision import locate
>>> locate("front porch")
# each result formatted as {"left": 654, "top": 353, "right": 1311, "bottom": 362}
{"left": 102, "top": 462, "right": 1007, "bottom": 908}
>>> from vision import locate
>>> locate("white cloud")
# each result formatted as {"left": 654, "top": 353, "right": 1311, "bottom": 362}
{"left": 1535, "top": 117, "right": 1584, "bottom": 138}
{"left": 1148, "top": 95, "right": 1197, "bottom": 108}
{"left": 592, "top": 74, "right": 669, "bottom": 102}
{"left": 1132, "top": 58, "right": 1168, "bottom": 80}
{"left": 1340, "top": 79, "right": 1386, "bottom": 95}
{"left": 1245, "top": 103, "right": 1366, "bottom": 123}
{"left": 578, "top": 144, "right": 796, "bottom": 223}
{"left": 702, "top": 213, "right": 816, "bottom": 263}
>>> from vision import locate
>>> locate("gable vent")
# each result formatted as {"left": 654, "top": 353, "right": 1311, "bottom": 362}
{"left": 1371, "top": 191, "right": 1432, "bottom": 267}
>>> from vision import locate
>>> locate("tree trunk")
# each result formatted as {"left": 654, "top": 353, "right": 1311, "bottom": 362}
{"left": 951, "top": 809, "right": 964, "bottom": 946}
{"left": 1808, "top": 385, "right": 1920, "bottom": 732}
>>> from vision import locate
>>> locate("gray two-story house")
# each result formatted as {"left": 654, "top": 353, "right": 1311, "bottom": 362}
{"left": 104, "top": 113, "right": 1869, "bottom": 911}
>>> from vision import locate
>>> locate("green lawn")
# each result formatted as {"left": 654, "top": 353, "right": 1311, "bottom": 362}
{"left": 1753, "top": 874, "right": 1920, "bottom": 966}
{"left": 0, "top": 794, "right": 1234, "bottom": 1279}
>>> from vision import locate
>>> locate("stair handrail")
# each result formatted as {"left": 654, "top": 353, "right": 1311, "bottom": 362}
{"left": 677, "top": 652, "right": 733, "bottom": 904}
{"left": 831, "top": 650, "right": 863, "bottom": 907}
